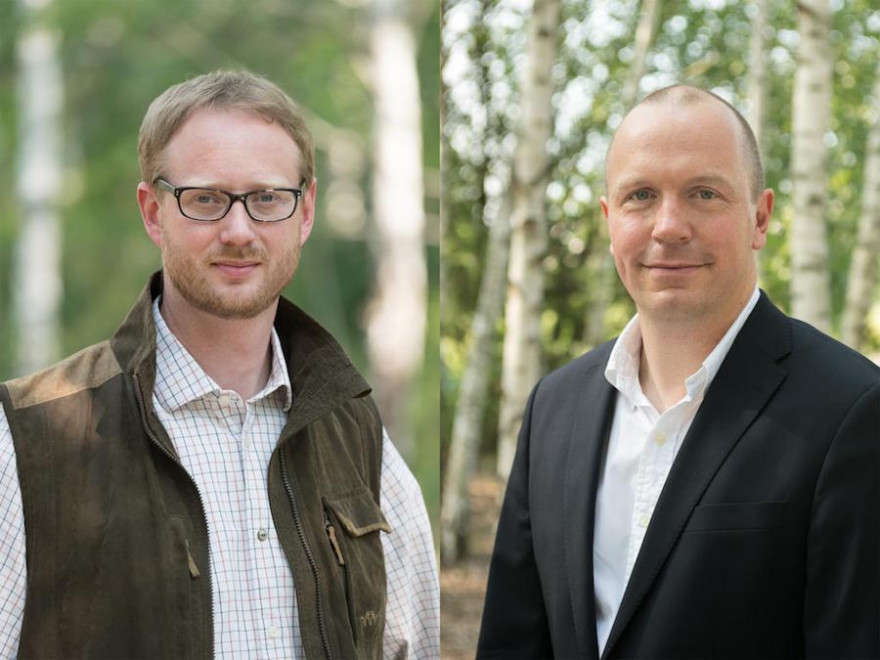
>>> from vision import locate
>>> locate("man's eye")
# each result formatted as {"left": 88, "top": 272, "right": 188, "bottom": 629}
{"left": 256, "top": 192, "right": 281, "bottom": 204}
{"left": 697, "top": 189, "right": 717, "bottom": 200}
{"left": 189, "top": 191, "right": 224, "bottom": 206}
{"left": 628, "top": 190, "right": 652, "bottom": 202}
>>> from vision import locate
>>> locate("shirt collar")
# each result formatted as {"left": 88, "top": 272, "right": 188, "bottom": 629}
{"left": 604, "top": 314, "right": 652, "bottom": 409}
{"left": 605, "top": 287, "right": 760, "bottom": 409}
{"left": 152, "top": 297, "right": 292, "bottom": 412}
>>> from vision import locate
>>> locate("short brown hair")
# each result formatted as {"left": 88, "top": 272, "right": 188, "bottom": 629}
{"left": 138, "top": 69, "right": 314, "bottom": 185}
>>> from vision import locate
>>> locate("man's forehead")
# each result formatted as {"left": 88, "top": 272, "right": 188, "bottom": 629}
{"left": 607, "top": 100, "right": 742, "bottom": 171}
{"left": 166, "top": 108, "right": 299, "bottom": 154}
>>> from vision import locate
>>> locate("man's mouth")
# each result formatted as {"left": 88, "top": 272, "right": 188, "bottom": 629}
{"left": 645, "top": 262, "right": 703, "bottom": 268}
{"left": 642, "top": 262, "right": 709, "bottom": 274}
{"left": 212, "top": 261, "right": 261, "bottom": 276}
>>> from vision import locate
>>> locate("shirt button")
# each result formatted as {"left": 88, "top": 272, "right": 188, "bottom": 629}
{"left": 655, "top": 433, "right": 667, "bottom": 446}
{"left": 638, "top": 514, "right": 650, "bottom": 528}
{"left": 257, "top": 528, "right": 268, "bottom": 542}
{"left": 268, "top": 625, "right": 280, "bottom": 638}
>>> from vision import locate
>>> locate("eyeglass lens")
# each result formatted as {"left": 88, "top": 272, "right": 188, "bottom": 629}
{"left": 179, "top": 188, "right": 298, "bottom": 222}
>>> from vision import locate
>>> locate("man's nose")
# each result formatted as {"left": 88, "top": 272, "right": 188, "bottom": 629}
{"left": 219, "top": 199, "right": 257, "bottom": 245}
{"left": 651, "top": 196, "right": 692, "bottom": 243}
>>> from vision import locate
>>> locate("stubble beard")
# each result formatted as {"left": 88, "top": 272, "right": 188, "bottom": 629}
{"left": 161, "top": 234, "right": 301, "bottom": 320}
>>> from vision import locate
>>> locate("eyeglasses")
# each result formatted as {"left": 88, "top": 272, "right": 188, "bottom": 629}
{"left": 154, "top": 178, "right": 304, "bottom": 223}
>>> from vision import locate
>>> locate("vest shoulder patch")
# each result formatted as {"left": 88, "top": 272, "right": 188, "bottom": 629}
{"left": 6, "top": 341, "right": 122, "bottom": 409}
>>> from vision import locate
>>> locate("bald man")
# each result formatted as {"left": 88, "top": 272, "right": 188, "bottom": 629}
{"left": 477, "top": 85, "right": 879, "bottom": 658}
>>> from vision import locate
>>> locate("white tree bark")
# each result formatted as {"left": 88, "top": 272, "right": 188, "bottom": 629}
{"left": 14, "top": 0, "right": 63, "bottom": 376}
{"left": 790, "top": 0, "right": 833, "bottom": 332}
{"left": 620, "top": 0, "right": 661, "bottom": 109}
{"left": 441, "top": 190, "right": 511, "bottom": 562}
{"left": 439, "top": 0, "right": 451, "bottom": 323}
{"left": 366, "top": 0, "right": 427, "bottom": 461}
{"left": 496, "top": 0, "right": 561, "bottom": 480}
{"left": 439, "top": 0, "right": 499, "bottom": 563}
{"left": 747, "top": 0, "right": 769, "bottom": 274}
{"left": 585, "top": 0, "right": 661, "bottom": 348}
{"left": 747, "top": 0, "right": 769, "bottom": 161}
{"left": 842, "top": 61, "right": 880, "bottom": 350}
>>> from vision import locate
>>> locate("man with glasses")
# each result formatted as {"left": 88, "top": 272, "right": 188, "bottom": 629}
{"left": 0, "top": 70, "right": 439, "bottom": 659}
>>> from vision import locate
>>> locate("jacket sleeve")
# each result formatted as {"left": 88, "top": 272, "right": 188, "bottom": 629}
{"left": 803, "top": 381, "right": 880, "bottom": 657}
{"left": 476, "top": 382, "right": 553, "bottom": 659}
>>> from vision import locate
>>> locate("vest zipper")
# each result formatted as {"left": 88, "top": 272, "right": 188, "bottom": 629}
{"left": 133, "top": 374, "right": 214, "bottom": 659}
{"left": 280, "top": 448, "right": 334, "bottom": 660}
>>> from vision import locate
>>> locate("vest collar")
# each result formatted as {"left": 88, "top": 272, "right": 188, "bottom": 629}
{"left": 111, "top": 271, "right": 373, "bottom": 435}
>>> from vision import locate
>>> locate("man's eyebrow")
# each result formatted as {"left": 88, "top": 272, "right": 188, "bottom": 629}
{"left": 684, "top": 174, "right": 736, "bottom": 189}
{"left": 608, "top": 177, "right": 653, "bottom": 198}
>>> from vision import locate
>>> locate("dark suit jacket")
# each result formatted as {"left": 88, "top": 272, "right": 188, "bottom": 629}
{"left": 477, "top": 293, "right": 880, "bottom": 659}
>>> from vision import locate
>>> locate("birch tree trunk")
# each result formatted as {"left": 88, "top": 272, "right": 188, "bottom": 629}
{"left": 441, "top": 190, "right": 511, "bottom": 562}
{"left": 747, "top": 0, "right": 769, "bottom": 162}
{"left": 440, "top": 0, "right": 451, "bottom": 322}
{"left": 496, "top": 0, "right": 561, "bottom": 480}
{"left": 366, "top": 0, "right": 427, "bottom": 461}
{"left": 841, "top": 61, "right": 880, "bottom": 350}
{"left": 747, "top": 0, "right": 769, "bottom": 274}
{"left": 584, "top": 0, "right": 661, "bottom": 348}
{"left": 440, "top": 0, "right": 503, "bottom": 562}
{"left": 14, "top": 0, "right": 63, "bottom": 376}
{"left": 620, "top": 0, "right": 661, "bottom": 110}
{"left": 790, "top": 0, "right": 833, "bottom": 332}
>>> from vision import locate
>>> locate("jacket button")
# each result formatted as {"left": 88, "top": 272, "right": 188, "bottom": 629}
{"left": 257, "top": 528, "right": 268, "bottom": 542}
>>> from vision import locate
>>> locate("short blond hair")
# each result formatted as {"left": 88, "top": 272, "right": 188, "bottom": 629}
{"left": 138, "top": 70, "right": 314, "bottom": 185}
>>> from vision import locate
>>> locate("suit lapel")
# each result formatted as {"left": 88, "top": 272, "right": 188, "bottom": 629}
{"left": 564, "top": 355, "right": 617, "bottom": 659}
{"left": 602, "top": 294, "right": 791, "bottom": 657}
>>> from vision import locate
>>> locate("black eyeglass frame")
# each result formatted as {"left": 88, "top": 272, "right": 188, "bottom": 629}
{"left": 153, "top": 177, "right": 304, "bottom": 223}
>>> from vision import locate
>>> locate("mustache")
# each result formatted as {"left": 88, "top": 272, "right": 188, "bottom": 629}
{"left": 208, "top": 247, "right": 267, "bottom": 262}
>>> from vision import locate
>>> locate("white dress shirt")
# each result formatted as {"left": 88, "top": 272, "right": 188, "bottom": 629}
{"left": 593, "top": 288, "right": 759, "bottom": 653}
{"left": 0, "top": 299, "right": 439, "bottom": 659}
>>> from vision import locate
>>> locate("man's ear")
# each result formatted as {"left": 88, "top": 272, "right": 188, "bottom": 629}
{"left": 600, "top": 196, "right": 614, "bottom": 256}
{"left": 298, "top": 178, "right": 318, "bottom": 246}
{"left": 137, "top": 181, "right": 163, "bottom": 248}
{"left": 751, "top": 188, "right": 774, "bottom": 251}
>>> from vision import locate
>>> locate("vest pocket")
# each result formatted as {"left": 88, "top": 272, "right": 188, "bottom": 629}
{"left": 322, "top": 489, "right": 390, "bottom": 652}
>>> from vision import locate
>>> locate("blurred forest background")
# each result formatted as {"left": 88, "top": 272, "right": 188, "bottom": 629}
{"left": 0, "top": 0, "right": 440, "bottom": 533}
{"left": 440, "top": 0, "right": 880, "bottom": 656}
